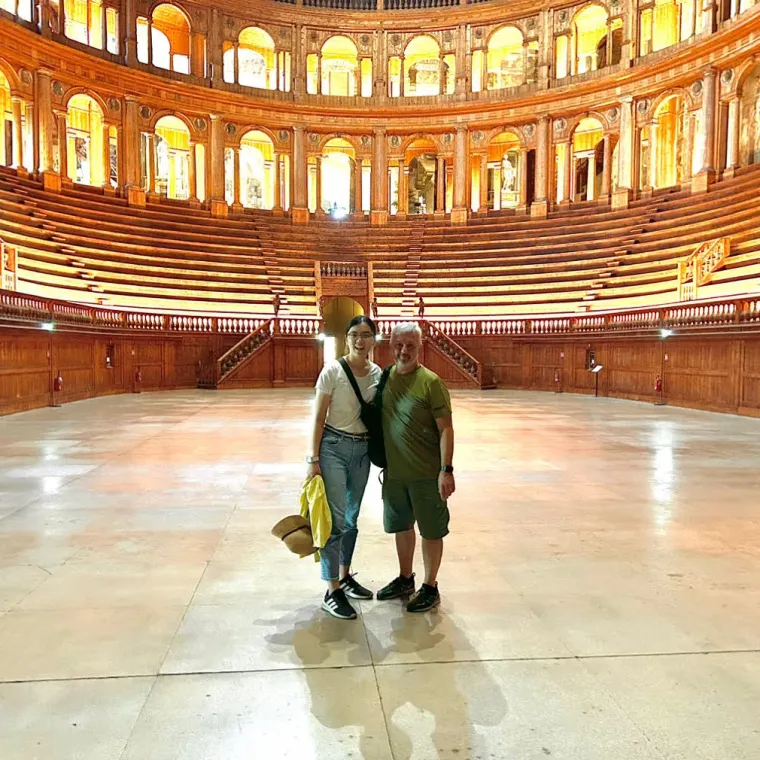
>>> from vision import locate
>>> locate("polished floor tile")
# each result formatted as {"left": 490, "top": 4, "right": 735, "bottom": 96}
{"left": 1, "top": 389, "right": 759, "bottom": 758}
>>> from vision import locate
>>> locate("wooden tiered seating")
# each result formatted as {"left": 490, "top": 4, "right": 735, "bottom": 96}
{"left": 403, "top": 164, "right": 760, "bottom": 316}
{"left": 0, "top": 168, "right": 315, "bottom": 314}
{"left": 2, "top": 163, "right": 759, "bottom": 317}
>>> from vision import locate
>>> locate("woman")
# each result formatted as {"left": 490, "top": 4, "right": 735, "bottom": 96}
{"left": 306, "top": 315, "right": 382, "bottom": 620}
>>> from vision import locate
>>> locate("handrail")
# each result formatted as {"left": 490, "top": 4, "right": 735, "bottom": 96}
{"left": 217, "top": 319, "right": 273, "bottom": 369}
{"left": 678, "top": 238, "right": 730, "bottom": 301}
{"left": 3, "top": 289, "right": 760, "bottom": 336}
{"left": 421, "top": 320, "right": 483, "bottom": 384}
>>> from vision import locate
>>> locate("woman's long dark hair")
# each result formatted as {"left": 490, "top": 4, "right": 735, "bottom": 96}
{"left": 346, "top": 315, "right": 377, "bottom": 336}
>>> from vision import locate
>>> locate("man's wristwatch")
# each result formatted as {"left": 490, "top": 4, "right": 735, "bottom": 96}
{"left": 440, "top": 465, "right": 454, "bottom": 474}
{"left": 305, "top": 455, "right": 320, "bottom": 464}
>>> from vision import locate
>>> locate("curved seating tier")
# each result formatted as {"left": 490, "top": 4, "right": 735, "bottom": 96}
{"left": 1, "top": 164, "right": 759, "bottom": 317}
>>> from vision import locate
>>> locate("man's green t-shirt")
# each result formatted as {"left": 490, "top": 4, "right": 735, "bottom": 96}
{"left": 381, "top": 365, "right": 452, "bottom": 481}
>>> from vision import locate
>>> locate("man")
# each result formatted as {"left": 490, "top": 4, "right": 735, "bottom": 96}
{"left": 377, "top": 322, "right": 455, "bottom": 612}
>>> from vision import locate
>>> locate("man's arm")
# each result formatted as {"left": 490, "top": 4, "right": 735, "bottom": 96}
{"left": 436, "top": 414, "right": 455, "bottom": 500}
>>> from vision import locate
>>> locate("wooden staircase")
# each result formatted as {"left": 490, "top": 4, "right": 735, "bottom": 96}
{"left": 678, "top": 238, "right": 731, "bottom": 300}
{"left": 421, "top": 320, "right": 496, "bottom": 389}
{"left": 208, "top": 319, "right": 274, "bottom": 388}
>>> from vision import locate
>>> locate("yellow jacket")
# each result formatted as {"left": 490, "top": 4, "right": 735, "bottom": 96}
{"left": 299, "top": 475, "right": 332, "bottom": 561}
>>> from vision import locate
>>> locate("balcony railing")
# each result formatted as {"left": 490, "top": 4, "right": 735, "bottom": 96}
{"left": 3, "top": 289, "right": 760, "bottom": 337}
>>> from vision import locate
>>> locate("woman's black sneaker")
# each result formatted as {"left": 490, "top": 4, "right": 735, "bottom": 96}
{"left": 376, "top": 574, "right": 416, "bottom": 601}
{"left": 340, "top": 574, "right": 374, "bottom": 600}
{"left": 322, "top": 588, "right": 358, "bottom": 620}
{"left": 406, "top": 583, "right": 440, "bottom": 613}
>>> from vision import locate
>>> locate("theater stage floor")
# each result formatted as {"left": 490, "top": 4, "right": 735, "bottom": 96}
{"left": 1, "top": 389, "right": 759, "bottom": 760}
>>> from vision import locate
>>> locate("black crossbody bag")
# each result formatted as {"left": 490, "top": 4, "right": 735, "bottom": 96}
{"left": 338, "top": 358, "right": 391, "bottom": 468}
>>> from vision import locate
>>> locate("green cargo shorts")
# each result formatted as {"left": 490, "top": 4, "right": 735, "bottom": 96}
{"left": 382, "top": 477, "right": 450, "bottom": 540}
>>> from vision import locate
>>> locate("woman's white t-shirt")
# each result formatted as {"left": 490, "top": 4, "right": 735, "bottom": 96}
{"left": 316, "top": 360, "right": 383, "bottom": 434}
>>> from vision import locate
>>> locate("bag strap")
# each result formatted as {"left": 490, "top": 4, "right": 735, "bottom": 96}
{"left": 375, "top": 366, "right": 392, "bottom": 408}
{"left": 338, "top": 357, "right": 366, "bottom": 408}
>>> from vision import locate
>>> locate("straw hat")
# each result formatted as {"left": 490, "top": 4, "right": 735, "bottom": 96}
{"left": 271, "top": 515, "right": 317, "bottom": 557}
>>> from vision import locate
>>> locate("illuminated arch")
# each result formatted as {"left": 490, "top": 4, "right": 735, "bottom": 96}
{"left": 321, "top": 36, "right": 359, "bottom": 97}
{"left": 154, "top": 114, "right": 191, "bottom": 199}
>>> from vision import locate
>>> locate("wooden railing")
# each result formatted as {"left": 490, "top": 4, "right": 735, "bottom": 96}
{"left": 678, "top": 238, "right": 730, "bottom": 301}
{"left": 217, "top": 320, "right": 274, "bottom": 383}
{"left": 320, "top": 261, "right": 368, "bottom": 278}
{"left": 3, "top": 289, "right": 760, "bottom": 337}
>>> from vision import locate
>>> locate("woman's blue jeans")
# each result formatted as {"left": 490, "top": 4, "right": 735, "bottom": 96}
{"left": 318, "top": 428, "right": 370, "bottom": 582}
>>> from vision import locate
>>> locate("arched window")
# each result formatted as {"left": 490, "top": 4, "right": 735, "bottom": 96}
{"left": 404, "top": 36, "right": 445, "bottom": 97}
{"left": 486, "top": 27, "right": 525, "bottom": 90}
{"left": 318, "top": 138, "right": 355, "bottom": 216}
{"left": 565, "top": 5, "right": 612, "bottom": 76}
{"left": 739, "top": 63, "right": 760, "bottom": 165}
{"left": 148, "top": 4, "right": 190, "bottom": 74}
{"left": 154, "top": 115, "right": 191, "bottom": 199}
{"left": 485, "top": 131, "right": 522, "bottom": 209}
{"left": 641, "top": 96, "right": 688, "bottom": 189}
{"left": 65, "top": 94, "right": 109, "bottom": 187}
{"left": 62, "top": 0, "right": 117, "bottom": 52}
{"left": 0, "top": 73, "right": 12, "bottom": 168}
{"left": 0, "top": 0, "right": 32, "bottom": 21}
{"left": 239, "top": 130, "right": 275, "bottom": 209}
{"left": 397, "top": 137, "right": 440, "bottom": 214}
{"left": 571, "top": 117, "right": 605, "bottom": 201}
{"left": 234, "top": 27, "right": 276, "bottom": 89}
{"left": 321, "top": 36, "right": 359, "bottom": 97}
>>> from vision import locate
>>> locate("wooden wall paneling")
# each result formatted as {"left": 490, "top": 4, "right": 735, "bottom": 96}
{"left": 51, "top": 334, "right": 96, "bottom": 404}
{"left": 0, "top": 328, "right": 51, "bottom": 413}
{"left": 664, "top": 338, "right": 734, "bottom": 411}
{"left": 740, "top": 338, "right": 760, "bottom": 415}
{"left": 224, "top": 341, "right": 275, "bottom": 388}
{"left": 284, "top": 339, "right": 322, "bottom": 385}
{"left": 528, "top": 342, "right": 564, "bottom": 390}
{"left": 421, "top": 347, "right": 474, "bottom": 388}
{"left": 606, "top": 340, "right": 659, "bottom": 400}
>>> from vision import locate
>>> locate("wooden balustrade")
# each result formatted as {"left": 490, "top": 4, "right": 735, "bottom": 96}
{"left": 3, "top": 288, "right": 760, "bottom": 337}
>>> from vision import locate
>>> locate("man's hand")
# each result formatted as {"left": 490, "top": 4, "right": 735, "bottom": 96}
{"left": 438, "top": 471, "right": 455, "bottom": 501}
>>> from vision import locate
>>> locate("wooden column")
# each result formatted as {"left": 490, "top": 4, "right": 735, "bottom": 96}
{"left": 273, "top": 152, "right": 282, "bottom": 211}
{"left": 693, "top": 68, "right": 717, "bottom": 191}
{"left": 725, "top": 96, "right": 741, "bottom": 173}
{"left": 601, "top": 133, "right": 613, "bottom": 200}
{"left": 192, "top": 33, "right": 205, "bottom": 78}
{"left": 517, "top": 148, "right": 528, "bottom": 211}
{"left": 353, "top": 157, "right": 363, "bottom": 216}
{"left": 232, "top": 147, "right": 242, "bottom": 210}
{"left": 188, "top": 140, "right": 197, "bottom": 201}
{"left": 37, "top": 69, "right": 55, "bottom": 177}
{"left": 370, "top": 127, "right": 388, "bottom": 225}
{"left": 435, "top": 155, "right": 445, "bottom": 213}
{"left": 56, "top": 112, "right": 68, "bottom": 182}
{"left": 124, "top": 0, "right": 138, "bottom": 65}
{"left": 102, "top": 122, "right": 111, "bottom": 188}
{"left": 233, "top": 42, "right": 239, "bottom": 83}
{"left": 146, "top": 17, "right": 153, "bottom": 67}
{"left": 123, "top": 96, "right": 140, "bottom": 189}
{"left": 147, "top": 133, "right": 157, "bottom": 194}
{"left": 398, "top": 158, "right": 407, "bottom": 214}
{"left": 612, "top": 96, "right": 635, "bottom": 208}
{"left": 11, "top": 97, "right": 24, "bottom": 169}
{"left": 315, "top": 155, "right": 323, "bottom": 214}
{"left": 292, "top": 125, "right": 308, "bottom": 223}
{"left": 479, "top": 153, "right": 488, "bottom": 211}
{"left": 209, "top": 114, "right": 227, "bottom": 216}
{"left": 559, "top": 140, "right": 572, "bottom": 205}
{"left": 451, "top": 125, "right": 468, "bottom": 223}
{"left": 531, "top": 115, "right": 550, "bottom": 216}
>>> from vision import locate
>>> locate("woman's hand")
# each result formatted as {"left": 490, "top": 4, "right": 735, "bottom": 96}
{"left": 306, "top": 462, "right": 322, "bottom": 481}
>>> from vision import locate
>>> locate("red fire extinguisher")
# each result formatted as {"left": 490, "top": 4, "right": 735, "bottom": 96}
{"left": 654, "top": 374, "right": 665, "bottom": 406}
{"left": 51, "top": 369, "right": 63, "bottom": 407}
{"left": 133, "top": 366, "right": 142, "bottom": 393}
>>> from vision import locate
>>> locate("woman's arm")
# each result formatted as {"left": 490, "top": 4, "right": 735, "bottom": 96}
{"left": 306, "top": 391, "right": 331, "bottom": 479}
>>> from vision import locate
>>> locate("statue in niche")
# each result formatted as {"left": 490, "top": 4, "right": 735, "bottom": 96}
{"left": 501, "top": 155, "right": 516, "bottom": 192}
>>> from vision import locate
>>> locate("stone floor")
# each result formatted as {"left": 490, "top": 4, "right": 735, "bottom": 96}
{"left": 0, "top": 389, "right": 759, "bottom": 760}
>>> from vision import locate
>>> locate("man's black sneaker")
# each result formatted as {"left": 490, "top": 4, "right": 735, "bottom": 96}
{"left": 376, "top": 574, "right": 416, "bottom": 601}
{"left": 322, "top": 588, "right": 358, "bottom": 620}
{"left": 340, "top": 574, "right": 374, "bottom": 600}
{"left": 406, "top": 583, "right": 440, "bottom": 613}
